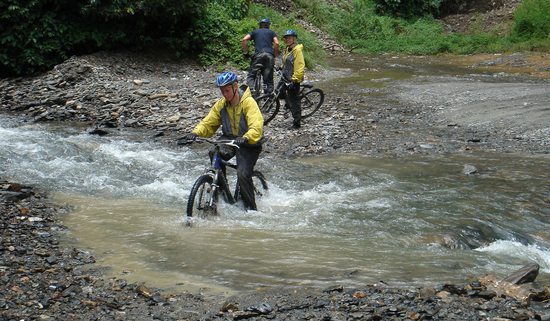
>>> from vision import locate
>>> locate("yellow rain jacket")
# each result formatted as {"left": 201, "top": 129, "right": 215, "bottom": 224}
{"left": 281, "top": 43, "right": 305, "bottom": 83}
{"left": 192, "top": 85, "right": 264, "bottom": 145}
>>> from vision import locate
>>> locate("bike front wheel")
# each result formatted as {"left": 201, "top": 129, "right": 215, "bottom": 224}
{"left": 256, "top": 93, "right": 280, "bottom": 125}
{"left": 301, "top": 88, "right": 324, "bottom": 119}
{"left": 186, "top": 174, "right": 218, "bottom": 218}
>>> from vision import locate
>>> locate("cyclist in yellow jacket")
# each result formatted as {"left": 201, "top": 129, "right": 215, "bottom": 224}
{"left": 281, "top": 29, "right": 305, "bottom": 129}
{"left": 181, "top": 72, "right": 264, "bottom": 210}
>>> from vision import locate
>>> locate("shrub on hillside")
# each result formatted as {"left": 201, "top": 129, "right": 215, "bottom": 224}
{"left": 511, "top": 0, "right": 550, "bottom": 41}
{"left": 0, "top": 0, "right": 208, "bottom": 76}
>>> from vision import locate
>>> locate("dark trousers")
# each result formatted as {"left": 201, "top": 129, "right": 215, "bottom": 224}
{"left": 235, "top": 144, "right": 262, "bottom": 210}
{"left": 209, "top": 139, "right": 262, "bottom": 210}
{"left": 283, "top": 84, "right": 301, "bottom": 126}
{"left": 246, "top": 52, "right": 275, "bottom": 94}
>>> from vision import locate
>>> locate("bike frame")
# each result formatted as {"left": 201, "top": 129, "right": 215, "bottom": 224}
{"left": 205, "top": 141, "right": 238, "bottom": 205}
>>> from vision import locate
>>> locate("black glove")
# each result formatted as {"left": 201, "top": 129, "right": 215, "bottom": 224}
{"left": 234, "top": 136, "right": 248, "bottom": 145}
{"left": 287, "top": 81, "right": 297, "bottom": 90}
{"left": 178, "top": 132, "right": 198, "bottom": 145}
{"left": 183, "top": 132, "right": 198, "bottom": 140}
{"left": 243, "top": 52, "right": 251, "bottom": 59}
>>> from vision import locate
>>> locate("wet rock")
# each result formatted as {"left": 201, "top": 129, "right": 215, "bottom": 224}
{"left": 463, "top": 164, "right": 478, "bottom": 175}
{"left": 502, "top": 262, "right": 539, "bottom": 285}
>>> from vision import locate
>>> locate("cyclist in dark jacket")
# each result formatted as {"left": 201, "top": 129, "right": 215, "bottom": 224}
{"left": 242, "top": 18, "right": 279, "bottom": 95}
{"left": 181, "top": 72, "right": 265, "bottom": 211}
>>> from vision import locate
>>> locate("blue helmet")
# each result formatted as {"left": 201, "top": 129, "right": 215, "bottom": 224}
{"left": 283, "top": 29, "right": 298, "bottom": 38}
{"left": 259, "top": 18, "right": 270, "bottom": 27}
{"left": 215, "top": 72, "right": 238, "bottom": 87}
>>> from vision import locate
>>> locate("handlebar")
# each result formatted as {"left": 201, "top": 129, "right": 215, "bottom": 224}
{"left": 178, "top": 136, "right": 240, "bottom": 148}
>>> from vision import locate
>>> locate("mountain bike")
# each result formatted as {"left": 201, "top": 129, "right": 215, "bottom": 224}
{"left": 256, "top": 71, "right": 325, "bottom": 125}
{"left": 184, "top": 138, "right": 268, "bottom": 225}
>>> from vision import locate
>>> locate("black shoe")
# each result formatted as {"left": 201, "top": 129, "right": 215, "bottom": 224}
{"left": 292, "top": 122, "right": 301, "bottom": 129}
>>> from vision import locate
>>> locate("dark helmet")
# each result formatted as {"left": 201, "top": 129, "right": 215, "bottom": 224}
{"left": 283, "top": 29, "right": 298, "bottom": 38}
{"left": 215, "top": 71, "right": 238, "bottom": 87}
{"left": 259, "top": 18, "right": 270, "bottom": 27}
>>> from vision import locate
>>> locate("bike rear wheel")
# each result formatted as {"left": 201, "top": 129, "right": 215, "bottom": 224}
{"left": 301, "top": 88, "right": 324, "bottom": 119}
{"left": 186, "top": 174, "right": 218, "bottom": 218}
{"left": 252, "top": 171, "right": 268, "bottom": 197}
{"left": 256, "top": 93, "right": 280, "bottom": 125}
{"left": 252, "top": 73, "right": 263, "bottom": 98}
{"left": 234, "top": 171, "right": 269, "bottom": 201}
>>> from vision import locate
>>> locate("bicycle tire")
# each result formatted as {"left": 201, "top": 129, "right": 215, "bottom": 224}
{"left": 301, "top": 88, "right": 324, "bottom": 119}
{"left": 186, "top": 174, "right": 218, "bottom": 218}
{"left": 234, "top": 171, "right": 269, "bottom": 200}
{"left": 256, "top": 93, "right": 280, "bottom": 125}
{"left": 252, "top": 171, "right": 268, "bottom": 197}
{"left": 253, "top": 73, "right": 263, "bottom": 98}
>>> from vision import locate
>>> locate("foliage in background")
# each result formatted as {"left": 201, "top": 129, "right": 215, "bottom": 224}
{"left": 2, "top": 0, "right": 549, "bottom": 77}
{"left": 0, "top": 0, "right": 324, "bottom": 77}
{"left": 510, "top": 0, "right": 550, "bottom": 50}
{"left": 81, "top": 0, "right": 206, "bottom": 50}
{"left": 0, "top": 1, "right": 88, "bottom": 76}
{"left": 0, "top": 0, "right": 207, "bottom": 76}
{"left": 190, "top": 1, "right": 248, "bottom": 71}
{"left": 246, "top": 4, "right": 326, "bottom": 70}
{"left": 373, "top": 0, "right": 442, "bottom": 18}
{"left": 293, "top": 0, "right": 548, "bottom": 55}
{"left": 194, "top": 2, "right": 325, "bottom": 72}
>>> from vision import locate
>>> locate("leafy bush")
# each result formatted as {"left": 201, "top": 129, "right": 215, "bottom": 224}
{"left": 511, "top": 0, "right": 550, "bottom": 41}
{"left": 1, "top": 0, "right": 208, "bottom": 76}
{"left": 246, "top": 4, "right": 325, "bottom": 70}
{"left": 0, "top": 1, "right": 88, "bottom": 76}
{"left": 373, "top": 0, "right": 442, "bottom": 18}
{"left": 296, "top": 0, "right": 546, "bottom": 55}
{"left": 190, "top": 2, "right": 247, "bottom": 70}
{"left": 194, "top": 3, "right": 326, "bottom": 71}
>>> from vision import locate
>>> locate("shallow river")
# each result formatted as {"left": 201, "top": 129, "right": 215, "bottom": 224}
{"left": 2, "top": 56, "right": 550, "bottom": 296}
{"left": 2, "top": 115, "right": 549, "bottom": 295}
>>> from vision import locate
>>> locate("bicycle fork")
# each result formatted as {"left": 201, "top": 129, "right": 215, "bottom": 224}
{"left": 213, "top": 170, "right": 236, "bottom": 205}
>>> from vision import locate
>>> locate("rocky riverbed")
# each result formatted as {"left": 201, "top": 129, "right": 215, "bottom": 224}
{"left": 1, "top": 51, "right": 550, "bottom": 320}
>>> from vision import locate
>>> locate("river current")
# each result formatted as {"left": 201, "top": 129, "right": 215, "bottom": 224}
{"left": 1, "top": 113, "right": 549, "bottom": 295}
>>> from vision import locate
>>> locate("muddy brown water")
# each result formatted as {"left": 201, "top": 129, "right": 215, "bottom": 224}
{"left": 1, "top": 54, "right": 549, "bottom": 296}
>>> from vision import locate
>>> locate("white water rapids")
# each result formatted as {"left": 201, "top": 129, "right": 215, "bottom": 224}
{"left": 2, "top": 115, "right": 550, "bottom": 295}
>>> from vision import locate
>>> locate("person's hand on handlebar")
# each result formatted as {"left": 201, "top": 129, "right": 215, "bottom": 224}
{"left": 177, "top": 132, "right": 198, "bottom": 145}
{"left": 243, "top": 51, "right": 251, "bottom": 59}
{"left": 286, "top": 81, "right": 298, "bottom": 90}
{"left": 234, "top": 136, "right": 248, "bottom": 146}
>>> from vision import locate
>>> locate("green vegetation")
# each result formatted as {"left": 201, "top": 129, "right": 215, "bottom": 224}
{"left": 294, "top": 0, "right": 550, "bottom": 54}
{"left": 1, "top": 0, "right": 548, "bottom": 77}
{"left": 194, "top": 2, "right": 325, "bottom": 71}
{"left": 0, "top": 0, "right": 324, "bottom": 76}
{"left": 373, "top": 0, "right": 442, "bottom": 18}
{"left": 510, "top": 0, "right": 550, "bottom": 50}
{"left": 1, "top": 0, "right": 208, "bottom": 76}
